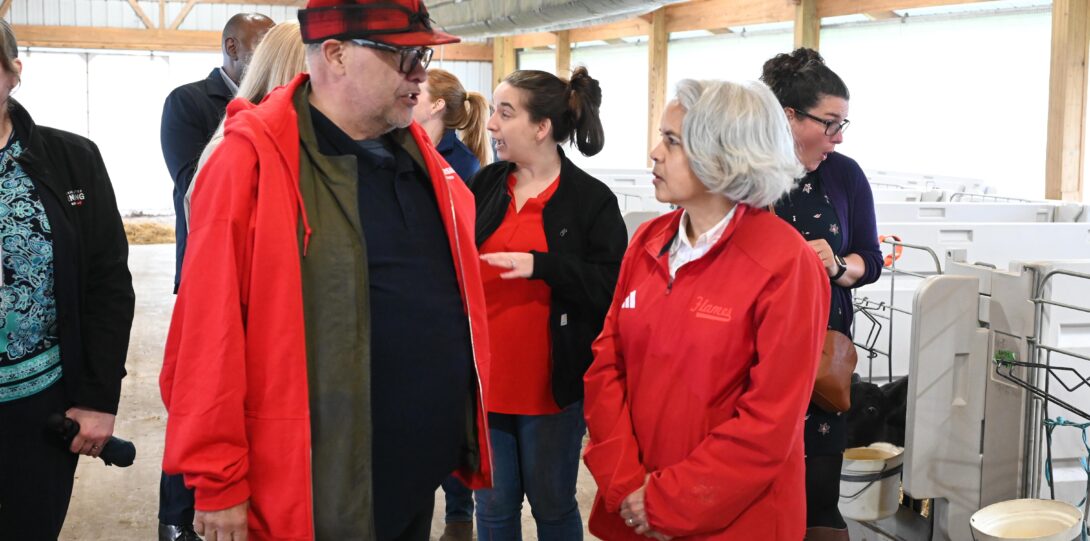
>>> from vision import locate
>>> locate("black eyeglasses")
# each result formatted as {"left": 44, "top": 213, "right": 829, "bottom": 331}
{"left": 349, "top": 38, "right": 433, "bottom": 74}
{"left": 792, "top": 108, "right": 850, "bottom": 137}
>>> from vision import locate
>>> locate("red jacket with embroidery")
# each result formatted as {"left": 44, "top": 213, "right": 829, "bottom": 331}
{"left": 583, "top": 205, "right": 829, "bottom": 540}
{"left": 160, "top": 74, "right": 492, "bottom": 540}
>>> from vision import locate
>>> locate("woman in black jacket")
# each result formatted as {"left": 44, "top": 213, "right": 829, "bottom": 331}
{"left": 0, "top": 20, "right": 135, "bottom": 539}
{"left": 469, "top": 67, "right": 626, "bottom": 540}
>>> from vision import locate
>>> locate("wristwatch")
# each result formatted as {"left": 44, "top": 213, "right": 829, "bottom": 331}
{"left": 831, "top": 254, "right": 847, "bottom": 280}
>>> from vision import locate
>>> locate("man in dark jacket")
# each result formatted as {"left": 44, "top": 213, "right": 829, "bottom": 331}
{"left": 157, "top": 11, "right": 273, "bottom": 541}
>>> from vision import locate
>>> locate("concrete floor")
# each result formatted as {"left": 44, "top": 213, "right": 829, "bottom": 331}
{"left": 60, "top": 244, "right": 601, "bottom": 540}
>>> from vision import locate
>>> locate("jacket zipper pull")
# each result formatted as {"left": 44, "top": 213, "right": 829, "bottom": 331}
{"left": 666, "top": 276, "right": 674, "bottom": 295}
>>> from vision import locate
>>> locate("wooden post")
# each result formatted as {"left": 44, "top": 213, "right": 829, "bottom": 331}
{"left": 1044, "top": 0, "right": 1089, "bottom": 201}
{"left": 555, "top": 30, "right": 571, "bottom": 79}
{"left": 793, "top": 0, "right": 820, "bottom": 50}
{"left": 126, "top": 0, "right": 156, "bottom": 30}
{"left": 492, "top": 36, "right": 516, "bottom": 91}
{"left": 647, "top": 8, "right": 668, "bottom": 166}
{"left": 171, "top": 0, "right": 201, "bottom": 31}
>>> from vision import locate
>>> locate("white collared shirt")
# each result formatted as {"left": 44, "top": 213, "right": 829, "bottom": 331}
{"left": 668, "top": 206, "right": 738, "bottom": 279}
{"left": 217, "top": 67, "right": 239, "bottom": 96}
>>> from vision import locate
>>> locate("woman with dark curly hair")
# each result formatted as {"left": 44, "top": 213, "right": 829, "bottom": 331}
{"left": 761, "top": 48, "right": 883, "bottom": 541}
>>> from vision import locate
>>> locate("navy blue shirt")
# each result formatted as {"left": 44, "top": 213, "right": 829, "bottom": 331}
{"left": 435, "top": 129, "right": 481, "bottom": 184}
{"left": 774, "top": 152, "right": 883, "bottom": 337}
{"left": 311, "top": 107, "right": 473, "bottom": 537}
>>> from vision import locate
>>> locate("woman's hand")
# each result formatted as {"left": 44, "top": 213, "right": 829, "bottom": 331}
{"left": 621, "top": 477, "right": 673, "bottom": 540}
{"left": 195, "top": 501, "right": 249, "bottom": 541}
{"left": 806, "top": 239, "right": 839, "bottom": 277}
{"left": 65, "top": 407, "right": 115, "bottom": 458}
{"left": 480, "top": 252, "right": 534, "bottom": 279}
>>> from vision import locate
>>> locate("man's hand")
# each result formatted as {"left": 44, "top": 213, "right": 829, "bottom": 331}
{"left": 195, "top": 501, "right": 249, "bottom": 541}
{"left": 64, "top": 407, "right": 115, "bottom": 458}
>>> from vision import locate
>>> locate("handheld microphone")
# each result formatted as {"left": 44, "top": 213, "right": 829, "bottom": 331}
{"left": 47, "top": 413, "right": 136, "bottom": 467}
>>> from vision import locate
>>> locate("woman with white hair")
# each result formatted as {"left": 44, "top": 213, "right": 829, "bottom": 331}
{"left": 582, "top": 79, "right": 830, "bottom": 540}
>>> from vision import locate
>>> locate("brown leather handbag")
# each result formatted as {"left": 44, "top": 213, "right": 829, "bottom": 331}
{"left": 812, "top": 329, "right": 857, "bottom": 412}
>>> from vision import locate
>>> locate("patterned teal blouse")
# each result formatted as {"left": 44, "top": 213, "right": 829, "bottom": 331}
{"left": 0, "top": 131, "right": 60, "bottom": 403}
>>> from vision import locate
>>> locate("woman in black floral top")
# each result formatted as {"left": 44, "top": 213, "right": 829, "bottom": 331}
{"left": 763, "top": 49, "right": 883, "bottom": 540}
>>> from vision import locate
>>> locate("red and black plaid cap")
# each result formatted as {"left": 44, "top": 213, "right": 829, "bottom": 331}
{"left": 298, "top": 0, "right": 460, "bottom": 47}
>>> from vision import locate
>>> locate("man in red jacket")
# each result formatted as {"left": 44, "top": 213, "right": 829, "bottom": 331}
{"left": 161, "top": 2, "right": 493, "bottom": 540}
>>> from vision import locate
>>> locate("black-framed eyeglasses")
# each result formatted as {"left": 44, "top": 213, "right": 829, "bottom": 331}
{"left": 792, "top": 108, "right": 850, "bottom": 137}
{"left": 348, "top": 38, "right": 433, "bottom": 74}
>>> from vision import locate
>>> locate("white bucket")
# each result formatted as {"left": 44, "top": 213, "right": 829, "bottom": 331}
{"left": 970, "top": 499, "right": 1084, "bottom": 541}
{"left": 839, "top": 442, "right": 904, "bottom": 522}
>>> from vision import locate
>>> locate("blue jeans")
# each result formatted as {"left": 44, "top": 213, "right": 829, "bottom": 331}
{"left": 474, "top": 400, "right": 585, "bottom": 541}
{"left": 442, "top": 474, "right": 474, "bottom": 523}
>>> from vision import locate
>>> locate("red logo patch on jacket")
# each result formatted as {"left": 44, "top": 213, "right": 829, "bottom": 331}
{"left": 689, "top": 295, "right": 732, "bottom": 322}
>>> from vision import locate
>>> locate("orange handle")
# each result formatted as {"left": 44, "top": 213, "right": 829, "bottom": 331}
{"left": 879, "top": 234, "right": 903, "bottom": 267}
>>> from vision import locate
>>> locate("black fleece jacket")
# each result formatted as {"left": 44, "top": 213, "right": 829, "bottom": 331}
{"left": 470, "top": 147, "right": 627, "bottom": 408}
{"left": 11, "top": 98, "right": 135, "bottom": 415}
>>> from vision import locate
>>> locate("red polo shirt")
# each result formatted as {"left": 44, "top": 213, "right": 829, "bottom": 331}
{"left": 480, "top": 174, "right": 561, "bottom": 415}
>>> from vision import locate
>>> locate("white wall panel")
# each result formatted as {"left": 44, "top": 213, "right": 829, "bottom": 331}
{"left": 16, "top": 51, "right": 89, "bottom": 137}
{"left": 24, "top": 0, "right": 45, "bottom": 25}
{"left": 89, "top": 0, "right": 108, "bottom": 27}
{"left": 60, "top": 0, "right": 80, "bottom": 26}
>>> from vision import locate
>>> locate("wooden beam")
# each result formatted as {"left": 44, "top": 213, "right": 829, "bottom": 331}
{"left": 816, "top": 0, "right": 988, "bottom": 17}
{"left": 492, "top": 36, "right": 516, "bottom": 91}
{"left": 571, "top": 17, "right": 651, "bottom": 43}
{"left": 159, "top": 0, "right": 166, "bottom": 29}
{"left": 510, "top": 32, "right": 555, "bottom": 50}
{"left": 863, "top": 10, "right": 901, "bottom": 20}
{"left": 1, "top": 0, "right": 13, "bottom": 19}
{"left": 647, "top": 8, "right": 668, "bottom": 167}
{"left": 10, "top": 24, "right": 493, "bottom": 60}
{"left": 501, "top": 0, "right": 990, "bottom": 53}
{"left": 127, "top": 0, "right": 156, "bottom": 30}
{"left": 664, "top": 0, "right": 989, "bottom": 34}
{"left": 1044, "top": 0, "right": 1089, "bottom": 201}
{"left": 433, "top": 42, "right": 493, "bottom": 62}
{"left": 555, "top": 30, "right": 571, "bottom": 78}
{"left": 666, "top": 0, "right": 794, "bottom": 34}
{"left": 794, "top": 0, "right": 820, "bottom": 50}
{"left": 171, "top": 0, "right": 202, "bottom": 31}
{"left": 14, "top": 25, "right": 221, "bottom": 51}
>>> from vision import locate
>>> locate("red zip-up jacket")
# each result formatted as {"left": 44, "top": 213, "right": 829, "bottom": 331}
{"left": 583, "top": 205, "right": 829, "bottom": 540}
{"left": 160, "top": 74, "right": 492, "bottom": 540}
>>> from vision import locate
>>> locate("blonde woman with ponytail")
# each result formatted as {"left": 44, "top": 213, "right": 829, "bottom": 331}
{"left": 413, "top": 68, "right": 492, "bottom": 185}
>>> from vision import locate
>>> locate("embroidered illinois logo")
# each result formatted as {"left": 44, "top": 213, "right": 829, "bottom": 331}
{"left": 66, "top": 189, "right": 85, "bottom": 207}
{"left": 689, "top": 296, "right": 732, "bottom": 322}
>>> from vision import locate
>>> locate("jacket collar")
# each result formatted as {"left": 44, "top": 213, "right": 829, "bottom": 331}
{"left": 495, "top": 145, "right": 577, "bottom": 203}
{"left": 8, "top": 98, "right": 75, "bottom": 223}
{"left": 647, "top": 203, "right": 749, "bottom": 262}
{"left": 206, "top": 67, "right": 235, "bottom": 99}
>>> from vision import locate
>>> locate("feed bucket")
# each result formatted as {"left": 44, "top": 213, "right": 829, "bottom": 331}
{"left": 970, "top": 499, "right": 1084, "bottom": 541}
{"left": 839, "top": 442, "right": 904, "bottom": 521}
